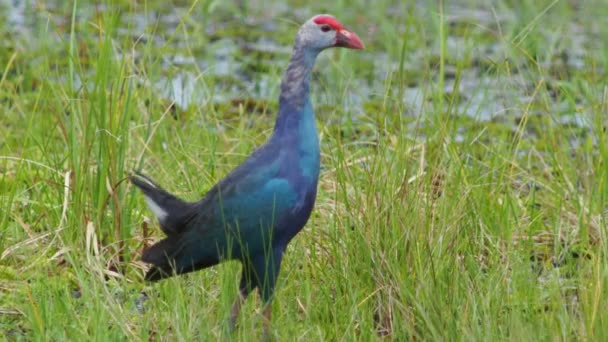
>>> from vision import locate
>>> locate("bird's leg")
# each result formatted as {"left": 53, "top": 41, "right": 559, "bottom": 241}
{"left": 229, "top": 262, "right": 256, "bottom": 331}
{"left": 261, "top": 303, "right": 272, "bottom": 340}
{"left": 229, "top": 289, "right": 248, "bottom": 330}
{"left": 254, "top": 247, "right": 285, "bottom": 341}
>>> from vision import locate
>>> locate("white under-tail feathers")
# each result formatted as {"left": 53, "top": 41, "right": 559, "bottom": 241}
{"left": 129, "top": 172, "right": 190, "bottom": 234}
{"left": 130, "top": 172, "right": 173, "bottom": 225}
{"left": 144, "top": 195, "right": 168, "bottom": 223}
{"left": 130, "top": 171, "right": 196, "bottom": 236}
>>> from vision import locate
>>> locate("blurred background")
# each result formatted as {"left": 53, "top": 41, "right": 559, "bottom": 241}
{"left": 1, "top": 0, "right": 607, "bottom": 340}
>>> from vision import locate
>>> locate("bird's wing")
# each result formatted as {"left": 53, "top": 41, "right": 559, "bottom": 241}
{"left": 132, "top": 139, "right": 284, "bottom": 237}
{"left": 195, "top": 153, "right": 298, "bottom": 236}
{"left": 141, "top": 174, "right": 298, "bottom": 280}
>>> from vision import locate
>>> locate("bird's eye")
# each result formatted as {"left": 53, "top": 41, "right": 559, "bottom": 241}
{"left": 320, "top": 25, "right": 331, "bottom": 32}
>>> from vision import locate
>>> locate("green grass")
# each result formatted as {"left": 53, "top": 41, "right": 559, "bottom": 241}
{"left": 1, "top": 0, "right": 607, "bottom": 340}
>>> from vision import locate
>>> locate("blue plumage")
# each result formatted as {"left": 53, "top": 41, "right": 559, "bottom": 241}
{"left": 130, "top": 14, "right": 363, "bottom": 333}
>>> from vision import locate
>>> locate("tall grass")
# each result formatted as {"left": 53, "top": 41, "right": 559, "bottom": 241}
{"left": 1, "top": 0, "right": 607, "bottom": 340}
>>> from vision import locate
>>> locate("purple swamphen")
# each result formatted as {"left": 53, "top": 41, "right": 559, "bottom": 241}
{"left": 131, "top": 14, "right": 364, "bottom": 333}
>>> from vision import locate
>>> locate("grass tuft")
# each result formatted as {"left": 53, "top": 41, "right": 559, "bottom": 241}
{"left": 1, "top": 0, "right": 607, "bottom": 340}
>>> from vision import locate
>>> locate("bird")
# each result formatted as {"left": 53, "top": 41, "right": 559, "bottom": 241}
{"left": 130, "top": 14, "right": 364, "bottom": 335}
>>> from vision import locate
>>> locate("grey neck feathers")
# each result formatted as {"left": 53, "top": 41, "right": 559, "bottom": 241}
{"left": 274, "top": 39, "right": 320, "bottom": 134}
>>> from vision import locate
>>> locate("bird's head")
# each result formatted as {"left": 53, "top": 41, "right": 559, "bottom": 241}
{"left": 296, "top": 14, "right": 364, "bottom": 51}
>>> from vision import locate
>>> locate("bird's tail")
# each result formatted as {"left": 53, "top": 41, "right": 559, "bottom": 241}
{"left": 130, "top": 171, "right": 194, "bottom": 236}
{"left": 131, "top": 171, "right": 220, "bottom": 281}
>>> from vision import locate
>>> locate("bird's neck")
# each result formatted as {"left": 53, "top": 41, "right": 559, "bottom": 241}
{"left": 273, "top": 46, "right": 320, "bottom": 136}
{"left": 272, "top": 45, "right": 321, "bottom": 183}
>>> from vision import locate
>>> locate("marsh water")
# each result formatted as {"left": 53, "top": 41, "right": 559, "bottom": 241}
{"left": 1, "top": 0, "right": 601, "bottom": 141}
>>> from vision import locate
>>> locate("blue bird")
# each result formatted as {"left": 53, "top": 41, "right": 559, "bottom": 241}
{"left": 131, "top": 14, "right": 363, "bottom": 333}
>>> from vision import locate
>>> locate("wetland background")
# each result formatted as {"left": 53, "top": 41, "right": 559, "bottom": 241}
{"left": 1, "top": 0, "right": 607, "bottom": 340}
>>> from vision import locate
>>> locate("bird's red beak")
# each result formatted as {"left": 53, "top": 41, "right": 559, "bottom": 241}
{"left": 335, "top": 29, "right": 364, "bottom": 50}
